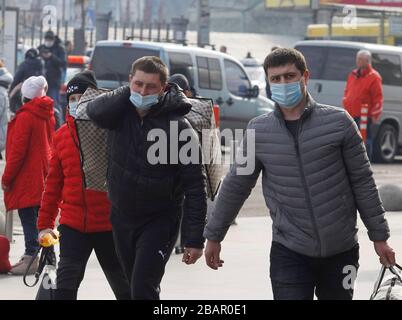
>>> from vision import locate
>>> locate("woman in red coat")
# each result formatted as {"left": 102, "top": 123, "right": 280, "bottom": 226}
{"left": 1, "top": 75, "right": 55, "bottom": 275}
{"left": 37, "top": 70, "right": 130, "bottom": 300}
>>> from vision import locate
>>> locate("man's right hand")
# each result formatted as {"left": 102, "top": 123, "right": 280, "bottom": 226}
{"left": 205, "top": 240, "right": 224, "bottom": 270}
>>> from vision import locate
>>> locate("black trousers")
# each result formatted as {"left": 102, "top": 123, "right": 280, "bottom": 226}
{"left": 111, "top": 211, "right": 180, "bottom": 300}
{"left": 54, "top": 224, "right": 131, "bottom": 300}
{"left": 270, "top": 241, "right": 360, "bottom": 300}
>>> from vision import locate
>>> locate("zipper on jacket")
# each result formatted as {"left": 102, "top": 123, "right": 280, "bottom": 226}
{"left": 68, "top": 120, "right": 89, "bottom": 232}
{"left": 292, "top": 115, "right": 322, "bottom": 257}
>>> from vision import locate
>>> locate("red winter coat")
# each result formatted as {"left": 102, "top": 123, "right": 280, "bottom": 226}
{"left": 343, "top": 65, "right": 383, "bottom": 121}
{"left": 38, "top": 115, "right": 112, "bottom": 233}
{"left": 2, "top": 96, "right": 55, "bottom": 211}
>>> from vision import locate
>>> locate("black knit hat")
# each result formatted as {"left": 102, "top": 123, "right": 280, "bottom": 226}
{"left": 44, "top": 30, "right": 55, "bottom": 40}
{"left": 169, "top": 74, "right": 190, "bottom": 91}
{"left": 66, "top": 70, "right": 97, "bottom": 101}
{"left": 25, "top": 48, "right": 39, "bottom": 60}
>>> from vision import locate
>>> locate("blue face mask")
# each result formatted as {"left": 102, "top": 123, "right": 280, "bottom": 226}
{"left": 129, "top": 91, "right": 160, "bottom": 111}
{"left": 270, "top": 80, "right": 304, "bottom": 109}
{"left": 69, "top": 101, "right": 78, "bottom": 118}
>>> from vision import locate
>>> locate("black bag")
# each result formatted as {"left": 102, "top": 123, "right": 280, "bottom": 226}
{"left": 23, "top": 247, "right": 57, "bottom": 300}
{"left": 370, "top": 264, "right": 402, "bottom": 300}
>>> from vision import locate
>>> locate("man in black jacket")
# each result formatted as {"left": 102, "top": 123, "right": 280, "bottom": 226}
{"left": 38, "top": 30, "right": 67, "bottom": 127}
{"left": 87, "top": 56, "right": 207, "bottom": 300}
{"left": 9, "top": 48, "right": 44, "bottom": 113}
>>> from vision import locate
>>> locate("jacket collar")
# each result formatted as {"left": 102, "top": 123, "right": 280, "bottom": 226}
{"left": 352, "top": 64, "right": 373, "bottom": 78}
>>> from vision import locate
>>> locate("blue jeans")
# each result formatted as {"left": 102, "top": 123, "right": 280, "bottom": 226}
{"left": 18, "top": 207, "right": 40, "bottom": 256}
{"left": 353, "top": 117, "right": 373, "bottom": 161}
{"left": 47, "top": 86, "right": 64, "bottom": 128}
{"left": 270, "top": 242, "right": 359, "bottom": 300}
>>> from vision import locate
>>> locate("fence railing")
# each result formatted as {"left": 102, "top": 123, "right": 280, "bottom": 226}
{"left": 19, "top": 20, "right": 186, "bottom": 50}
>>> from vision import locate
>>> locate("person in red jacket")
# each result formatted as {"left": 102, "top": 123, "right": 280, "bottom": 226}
{"left": 1, "top": 75, "right": 55, "bottom": 275}
{"left": 37, "top": 70, "right": 130, "bottom": 300}
{"left": 343, "top": 49, "right": 383, "bottom": 160}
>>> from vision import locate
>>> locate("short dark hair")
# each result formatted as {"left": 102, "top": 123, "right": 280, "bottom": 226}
{"left": 263, "top": 48, "right": 307, "bottom": 76}
{"left": 131, "top": 56, "right": 168, "bottom": 84}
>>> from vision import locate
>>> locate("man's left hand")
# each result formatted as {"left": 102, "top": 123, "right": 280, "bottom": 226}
{"left": 374, "top": 241, "right": 396, "bottom": 267}
{"left": 182, "top": 247, "right": 203, "bottom": 265}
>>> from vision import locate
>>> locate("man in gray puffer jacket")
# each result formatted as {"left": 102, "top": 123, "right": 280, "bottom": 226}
{"left": 204, "top": 48, "right": 396, "bottom": 300}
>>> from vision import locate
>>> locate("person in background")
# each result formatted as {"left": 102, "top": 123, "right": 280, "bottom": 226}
{"left": 2, "top": 76, "right": 55, "bottom": 275}
{"left": 168, "top": 73, "right": 195, "bottom": 255}
{"left": 343, "top": 49, "right": 383, "bottom": 161}
{"left": 219, "top": 46, "right": 228, "bottom": 54}
{"left": 38, "top": 30, "right": 67, "bottom": 128}
{"left": 0, "top": 60, "right": 13, "bottom": 159}
{"left": 9, "top": 48, "right": 44, "bottom": 114}
{"left": 65, "top": 40, "right": 74, "bottom": 56}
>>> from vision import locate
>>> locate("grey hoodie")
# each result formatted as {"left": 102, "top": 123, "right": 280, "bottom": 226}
{"left": 204, "top": 95, "right": 389, "bottom": 258}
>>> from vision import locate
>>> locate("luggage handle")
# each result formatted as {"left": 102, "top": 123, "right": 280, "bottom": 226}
{"left": 370, "top": 264, "right": 402, "bottom": 300}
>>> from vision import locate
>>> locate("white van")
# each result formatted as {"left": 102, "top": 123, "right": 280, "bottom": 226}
{"left": 89, "top": 40, "right": 274, "bottom": 132}
{"left": 295, "top": 40, "right": 402, "bottom": 163}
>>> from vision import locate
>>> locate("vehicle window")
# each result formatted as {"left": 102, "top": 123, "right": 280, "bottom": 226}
{"left": 224, "top": 59, "right": 251, "bottom": 96}
{"left": 245, "top": 66, "right": 265, "bottom": 83}
{"left": 208, "top": 58, "right": 222, "bottom": 90}
{"left": 321, "top": 47, "right": 358, "bottom": 81}
{"left": 294, "top": 45, "right": 326, "bottom": 79}
{"left": 372, "top": 53, "right": 402, "bottom": 86}
{"left": 168, "top": 52, "right": 195, "bottom": 86}
{"left": 91, "top": 46, "right": 160, "bottom": 82}
{"left": 196, "top": 56, "right": 223, "bottom": 90}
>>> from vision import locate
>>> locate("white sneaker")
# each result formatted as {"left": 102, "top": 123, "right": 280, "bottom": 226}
{"left": 10, "top": 255, "right": 39, "bottom": 276}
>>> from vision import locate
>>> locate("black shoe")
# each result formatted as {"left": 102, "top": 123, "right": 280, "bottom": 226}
{"left": 175, "top": 246, "right": 185, "bottom": 254}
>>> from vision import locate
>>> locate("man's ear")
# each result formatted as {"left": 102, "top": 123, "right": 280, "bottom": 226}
{"left": 129, "top": 74, "right": 132, "bottom": 82}
{"left": 303, "top": 70, "right": 310, "bottom": 84}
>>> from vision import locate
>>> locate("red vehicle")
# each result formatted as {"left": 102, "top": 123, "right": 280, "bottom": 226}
{"left": 60, "top": 55, "right": 90, "bottom": 117}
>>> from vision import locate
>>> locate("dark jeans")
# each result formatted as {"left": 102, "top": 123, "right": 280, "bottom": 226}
{"left": 18, "top": 207, "right": 40, "bottom": 256}
{"left": 47, "top": 86, "right": 63, "bottom": 128}
{"left": 270, "top": 242, "right": 360, "bottom": 300}
{"left": 54, "top": 224, "right": 130, "bottom": 300}
{"left": 111, "top": 211, "right": 180, "bottom": 300}
{"left": 353, "top": 117, "right": 373, "bottom": 161}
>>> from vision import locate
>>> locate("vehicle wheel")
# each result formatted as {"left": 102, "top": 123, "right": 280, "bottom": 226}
{"left": 373, "top": 124, "right": 398, "bottom": 163}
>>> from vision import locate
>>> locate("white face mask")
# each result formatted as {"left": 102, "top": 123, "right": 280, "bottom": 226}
{"left": 45, "top": 40, "right": 54, "bottom": 48}
{"left": 69, "top": 101, "right": 79, "bottom": 118}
